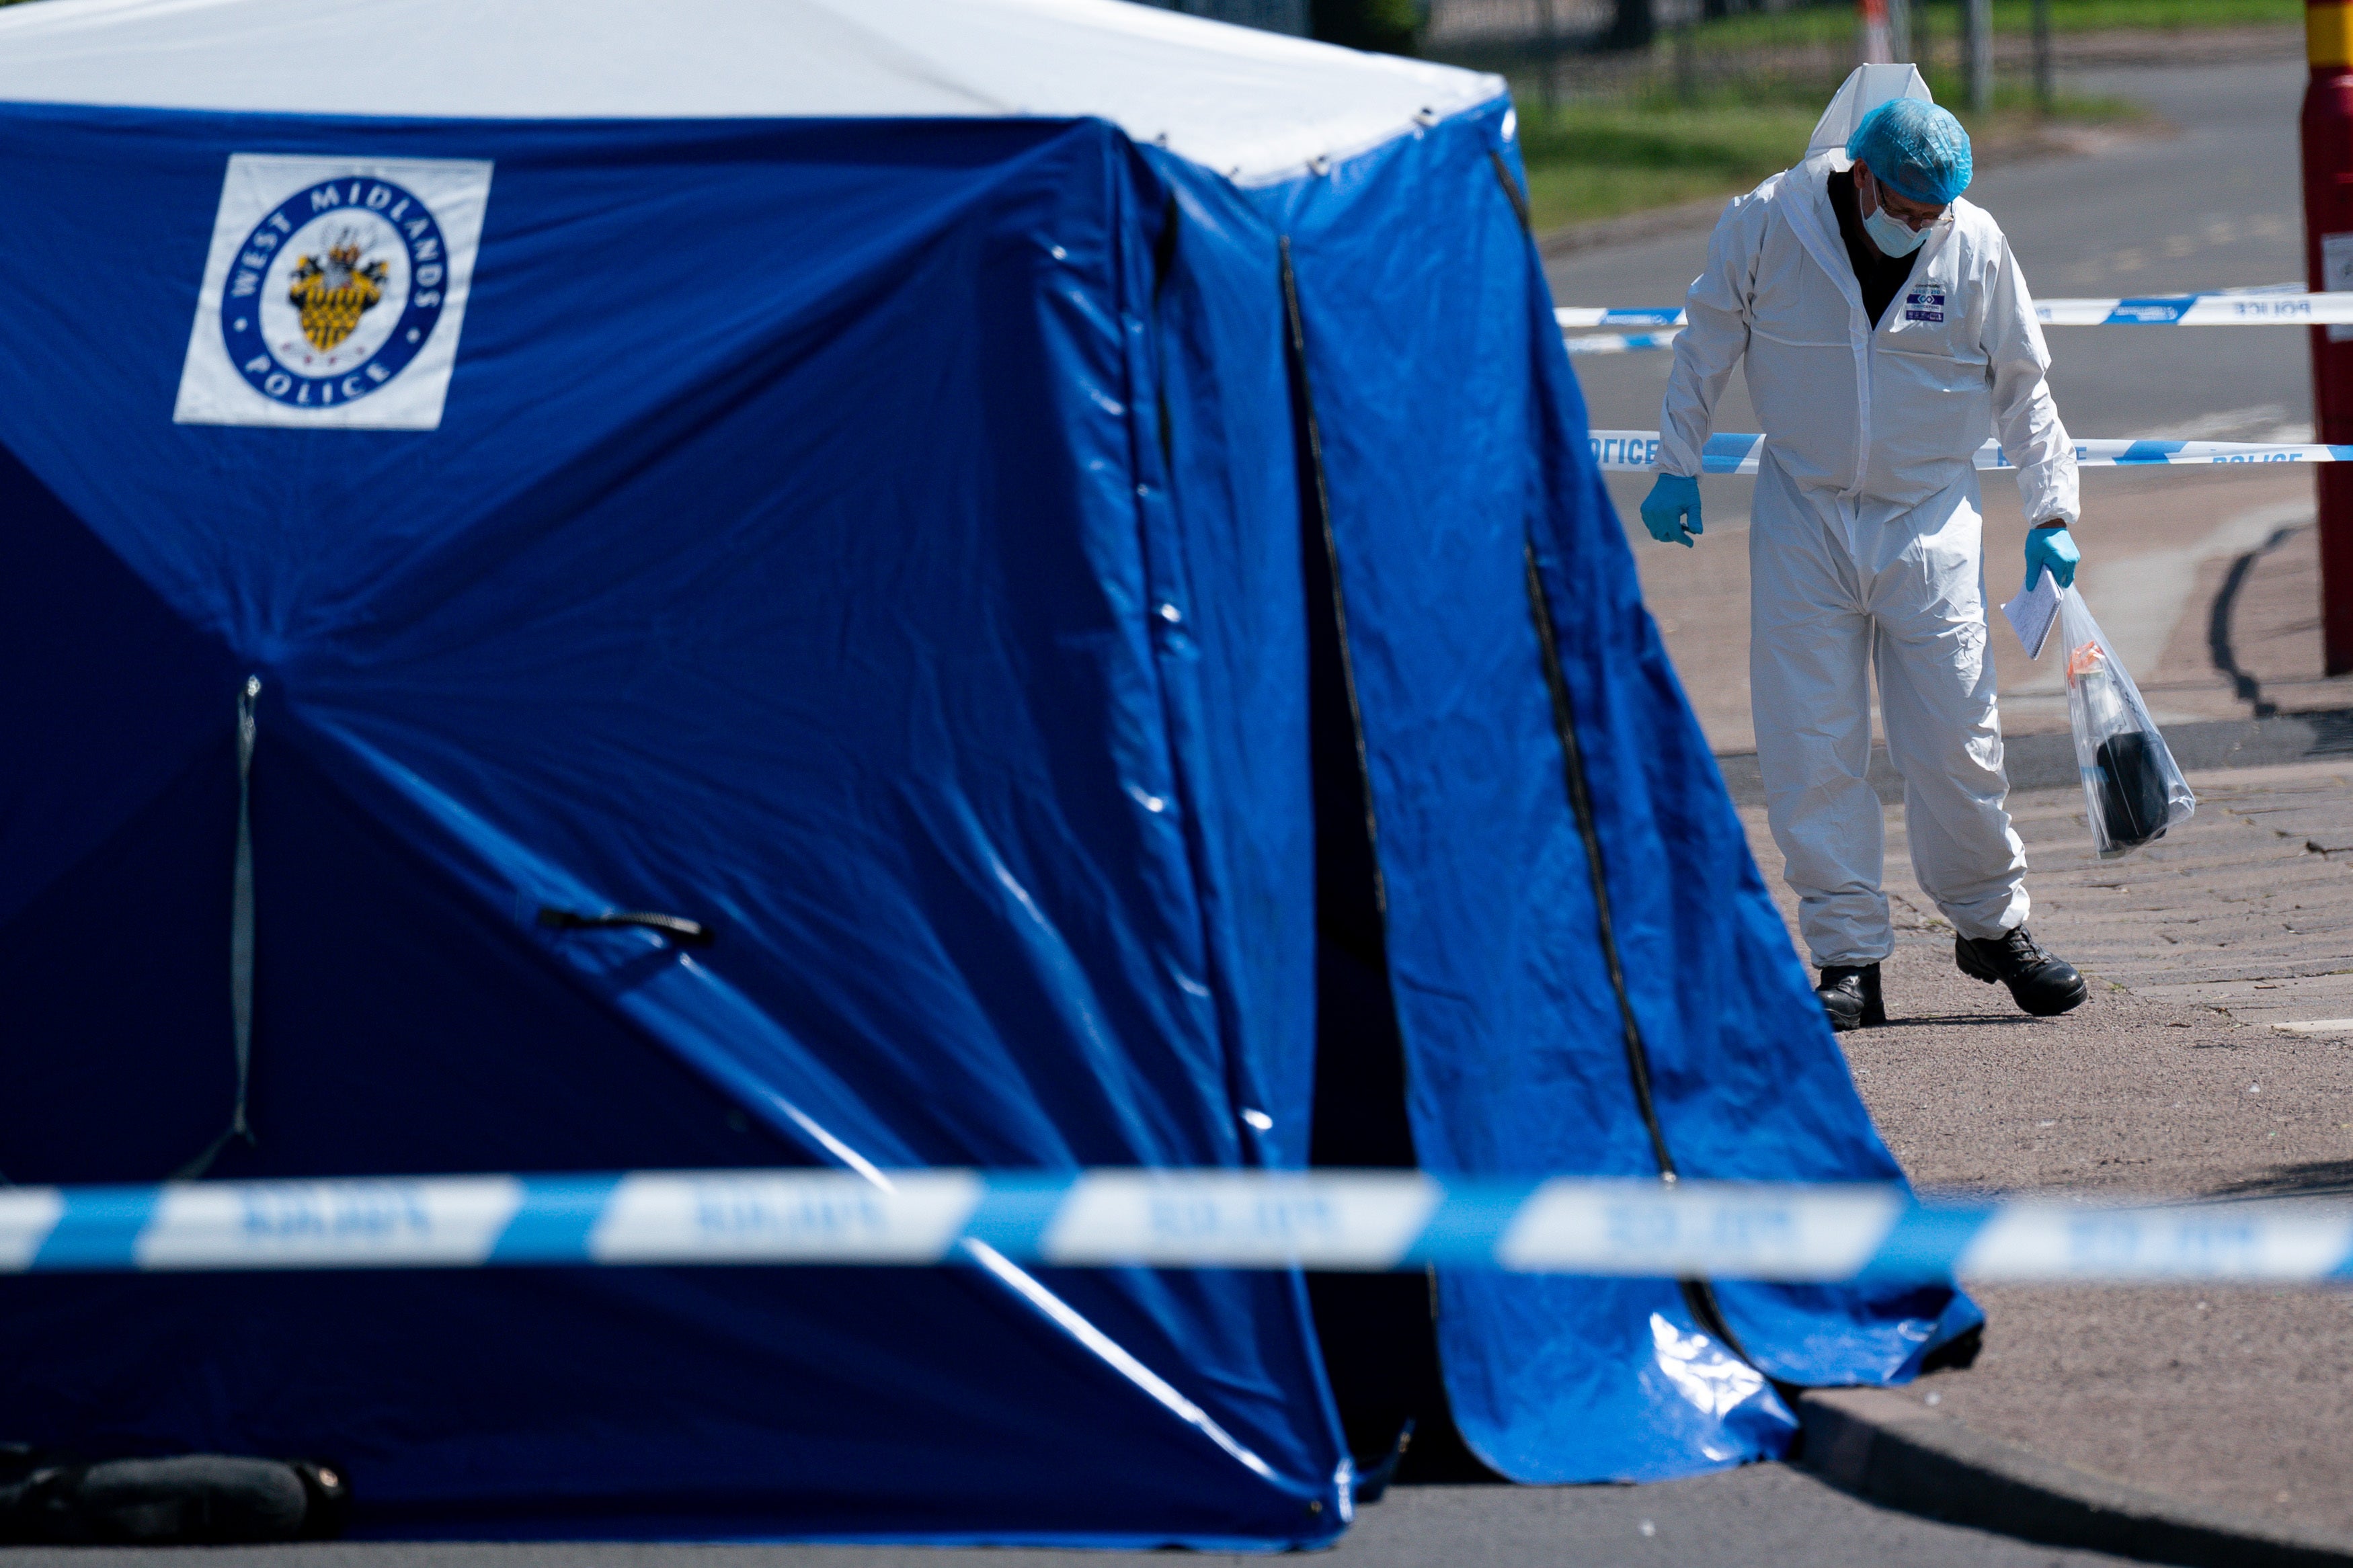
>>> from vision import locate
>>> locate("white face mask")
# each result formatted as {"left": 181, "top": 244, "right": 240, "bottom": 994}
{"left": 1859, "top": 171, "right": 1931, "bottom": 257}
{"left": 1864, "top": 204, "right": 1927, "bottom": 257}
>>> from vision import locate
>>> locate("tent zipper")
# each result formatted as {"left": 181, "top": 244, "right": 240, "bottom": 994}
{"left": 1489, "top": 115, "right": 1761, "bottom": 1370}
{"left": 1278, "top": 237, "right": 1388, "bottom": 923}
{"left": 1289, "top": 233, "right": 1481, "bottom": 1482}
{"left": 1517, "top": 548, "right": 1677, "bottom": 1178}
{"left": 1521, "top": 545, "right": 1757, "bottom": 1368}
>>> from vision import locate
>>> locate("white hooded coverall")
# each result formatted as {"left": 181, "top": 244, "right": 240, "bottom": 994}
{"left": 1657, "top": 116, "right": 2079, "bottom": 968}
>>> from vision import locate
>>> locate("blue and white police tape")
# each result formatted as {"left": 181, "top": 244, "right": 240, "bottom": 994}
{"left": 1557, "top": 307, "right": 1688, "bottom": 328}
{"left": 1558, "top": 291, "right": 2353, "bottom": 351}
{"left": 3, "top": 1169, "right": 2350, "bottom": 1284}
{"left": 1558, "top": 291, "right": 2353, "bottom": 331}
{"left": 1566, "top": 330, "right": 1683, "bottom": 356}
{"left": 1590, "top": 430, "right": 2353, "bottom": 475}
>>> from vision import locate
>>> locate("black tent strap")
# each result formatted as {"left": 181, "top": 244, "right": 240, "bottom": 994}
{"left": 537, "top": 907, "right": 715, "bottom": 948}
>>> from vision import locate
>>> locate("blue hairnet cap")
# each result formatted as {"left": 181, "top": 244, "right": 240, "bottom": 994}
{"left": 1849, "top": 97, "right": 1972, "bottom": 206}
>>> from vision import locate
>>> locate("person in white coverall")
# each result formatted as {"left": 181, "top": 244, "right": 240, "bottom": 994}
{"left": 1639, "top": 70, "right": 2089, "bottom": 1030}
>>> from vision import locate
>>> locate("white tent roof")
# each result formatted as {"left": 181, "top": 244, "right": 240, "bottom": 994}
{"left": 0, "top": 0, "right": 1505, "bottom": 184}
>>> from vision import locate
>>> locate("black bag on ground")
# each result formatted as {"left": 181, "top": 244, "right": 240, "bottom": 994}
{"left": 0, "top": 1448, "right": 348, "bottom": 1544}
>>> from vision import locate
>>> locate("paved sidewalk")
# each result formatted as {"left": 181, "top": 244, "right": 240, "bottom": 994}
{"left": 2049, "top": 764, "right": 2353, "bottom": 1034}
{"left": 1737, "top": 761, "right": 2353, "bottom": 1539}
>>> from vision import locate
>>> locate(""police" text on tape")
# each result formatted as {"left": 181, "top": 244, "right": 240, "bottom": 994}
{"left": 1557, "top": 290, "right": 2353, "bottom": 335}
{"left": 1589, "top": 430, "right": 2353, "bottom": 475}
{"left": 5, "top": 1170, "right": 2352, "bottom": 1285}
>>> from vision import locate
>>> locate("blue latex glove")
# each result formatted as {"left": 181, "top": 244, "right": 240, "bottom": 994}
{"left": 2025, "top": 523, "right": 2079, "bottom": 591}
{"left": 1640, "top": 473, "right": 1703, "bottom": 547}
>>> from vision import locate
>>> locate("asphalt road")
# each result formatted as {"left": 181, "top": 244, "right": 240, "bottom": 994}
{"left": 1558, "top": 57, "right": 2314, "bottom": 520}
{"left": 0, "top": 1467, "right": 2141, "bottom": 1568}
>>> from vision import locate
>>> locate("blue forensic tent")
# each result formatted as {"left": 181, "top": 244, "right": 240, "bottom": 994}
{"left": 0, "top": 0, "right": 1977, "bottom": 1544}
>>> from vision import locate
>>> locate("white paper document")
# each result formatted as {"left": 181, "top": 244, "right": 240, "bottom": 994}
{"left": 2001, "top": 573, "right": 2061, "bottom": 659}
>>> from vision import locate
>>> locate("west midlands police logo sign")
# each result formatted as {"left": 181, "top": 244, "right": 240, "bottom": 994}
{"left": 176, "top": 155, "right": 493, "bottom": 430}
{"left": 224, "top": 177, "right": 442, "bottom": 407}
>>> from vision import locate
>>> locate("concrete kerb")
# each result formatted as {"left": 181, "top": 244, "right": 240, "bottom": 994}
{"left": 1796, "top": 1387, "right": 2353, "bottom": 1567}
{"left": 1712, "top": 707, "right": 2353, "bottom": 809}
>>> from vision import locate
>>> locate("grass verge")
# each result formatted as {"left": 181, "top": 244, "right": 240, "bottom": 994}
{"left": 1689, "top": 0, "right": 2297, "bottom": 52}
{"left": 1519, "top": 82, "right": 2147, "bottom": 234}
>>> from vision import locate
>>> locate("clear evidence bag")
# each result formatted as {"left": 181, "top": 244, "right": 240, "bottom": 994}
{"left": 2057, "top": 585, "right": 2196, "bottom": 859}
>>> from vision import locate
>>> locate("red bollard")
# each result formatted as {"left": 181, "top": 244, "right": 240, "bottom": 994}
{"left": 2303, "top": 0, "right": 2353, "bottom": 675}
{"left": 1859, "top": 0, "right": 1891, "bottom": 65}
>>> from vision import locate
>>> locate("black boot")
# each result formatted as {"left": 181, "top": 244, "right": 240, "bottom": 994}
{"left": 1815, "top": 963, "right": 1885, "bottom": 1032}
{"left": 1956, "top": 926, "right": 2087, "bottom": 1017}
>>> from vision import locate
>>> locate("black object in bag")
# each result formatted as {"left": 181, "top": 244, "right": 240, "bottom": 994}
{"left": 2059, "top": 585, "right": 2193, "bottom": 858}
{"left": 0, "top": 1448, "right": 349, "bottom": 1544}
{"left": 2094, "top": 730, "right": 2170, "bottom": 850}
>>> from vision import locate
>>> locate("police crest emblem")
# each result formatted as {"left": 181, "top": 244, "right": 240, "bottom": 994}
{"left": 288, "top": 235, "right": 390, "bottom": 352}
{"left": 175, "top": 155, "right": 493, "bottom": 431}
